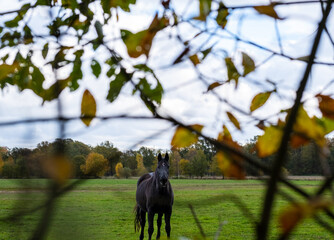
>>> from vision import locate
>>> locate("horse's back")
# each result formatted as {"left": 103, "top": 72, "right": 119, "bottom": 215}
{"left": 137, "top": 173, "right": 152, "bottom": 187}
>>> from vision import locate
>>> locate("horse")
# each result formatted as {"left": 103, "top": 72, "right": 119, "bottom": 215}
{"left": 134, "top": 153, "right": 174, "bottom": 240}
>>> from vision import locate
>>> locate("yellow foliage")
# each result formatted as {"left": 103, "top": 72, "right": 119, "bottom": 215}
{"left": 115, "top": 162, "right": 123, "bottom": 178}
{"left": 81, "top": 152, "right": 109, "bottom": 177}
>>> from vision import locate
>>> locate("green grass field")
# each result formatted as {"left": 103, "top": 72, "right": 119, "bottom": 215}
{"left": 0, "top": 179, "right": 331, "bottom": 240}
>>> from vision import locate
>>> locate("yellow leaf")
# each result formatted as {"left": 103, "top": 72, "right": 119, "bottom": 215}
{"left": 216, "top": 125, "right": 245, "bottom": 179}
{"left": 250, "top": 92, "right": 272, "bottom": 112}
{"left": 293, "top": 107, "right": 325, "bottom": 146}
{"left": 81, "top": 89, "right": 97, "bottom": 127}
{"left": 257, "top": 125, "right": 283, "bottom": 157}
{"left": 189, "top": 54, "right": 200, "bottom": 65}
{"left": 42, "top": 156, "right": 73, "bottom": 185}
{"left": 217, "top": 125, "right": 232, "bottom": 142}
{"left": 279, "top": 198, "right": 332, "bottom": 234}
{"left": 171, "top": 124, "right": 203, "bottom": 149}
{"left": 216, "top": 151, "right": 245, "bottom": 179}
{"left": 226, "top": 111, "right": 241, "bottom": 130}
{"left": 317, "top": 94, "right": 334, "bottom": 120}
{"left": 253, "top": 4, "right": 282, "bottom": 19}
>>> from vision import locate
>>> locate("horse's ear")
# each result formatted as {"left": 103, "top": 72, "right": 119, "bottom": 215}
{"left": 165, "top": 153, "right": 169, "bottom": 162}
{"left": 158, "top": 153, "right": 162, "bottom": 162}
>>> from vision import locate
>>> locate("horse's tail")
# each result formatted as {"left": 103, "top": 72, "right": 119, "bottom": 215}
{"left": 134, "top": 204, "right": 141, "bottom": 232}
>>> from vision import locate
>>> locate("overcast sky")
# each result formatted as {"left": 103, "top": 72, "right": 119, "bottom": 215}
{"left": 0, "top": 0, "right": 334, "bottom": 150}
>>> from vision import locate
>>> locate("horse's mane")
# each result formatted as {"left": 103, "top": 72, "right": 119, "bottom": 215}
{"left": 137, "top": 173, "right": 153, "bottom": 186}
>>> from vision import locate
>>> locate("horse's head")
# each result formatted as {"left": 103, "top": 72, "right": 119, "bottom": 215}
{"left": 156, "top": 153, "right": 170, "bottom": 188}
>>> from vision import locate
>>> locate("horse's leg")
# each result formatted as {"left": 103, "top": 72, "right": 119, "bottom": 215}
{"left": 164, "top": 209, "right": 172, "bottom": 239}
{"left": 148, "top": 210, "right": 155, "bottom": 240}
{"left": 156, "top": 213, "right": 163, "bottom": 239}
{"left": 139, "top": 209, "right": 146, "bottom": 240}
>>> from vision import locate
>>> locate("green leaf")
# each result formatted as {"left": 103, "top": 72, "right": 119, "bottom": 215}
{"left": 91, "top": 59, "right": 101, "bottom": 78}
{"left": 42, "top": 43, "right": 49, "bottom": 59}
{"left": 216, "top": 3, "right": 228, "bottom": 28}
{"left": 121, "top": 14, "right": 168, "bottom": 58}
{"left": 0, "top": 63, "right": 18, "bottom": 82}
{"left": 135, "top": 78, "right": 163, "bottom": 105}
{"left": 171, "top": 124, "right": 204, "bottom": 149}
{"left": 31, "top": 66, "right": 45, "bottom": 95}
{"left": 194, "top": 0, "right": 212, "bottom": 21}
{"left": 5, "top": 14, "right": 22, "bottom": 28}
{"left": 101, "top": 0, "right": 136, "bottom": 13}
{"left": 242, "top": 52, "right": 255, "bottom": 76}
{"left": 225, "top": 57, "right": 240, "bottom": 87}
{"left": 107, "top": 68, "right": 131, "bottom": 102}
{"left": 94, "top": 20, "right": 104, "bottom": 40}
{"left": 254, "top": 4, "right": 282, "bottom": 19}
{"left": 68, "top": 50, "right": 83, "bottom": 91}
{"left": 81, "top": 89, "right": 97, "bottom": 127}
{"left": 250, "top": 92, "right": 272, "bottom": 112}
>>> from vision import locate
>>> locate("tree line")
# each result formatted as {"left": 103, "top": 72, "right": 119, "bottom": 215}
{"left": 0, "top": 137, "right": 333, "bottom": 179}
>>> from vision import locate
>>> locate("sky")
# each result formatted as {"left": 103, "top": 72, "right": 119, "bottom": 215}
{"left": 0, "top": 0, "right": 334, "bottom": 150}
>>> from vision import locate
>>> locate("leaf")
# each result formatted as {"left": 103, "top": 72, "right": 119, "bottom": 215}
{"left": 296, "top": 55, "right": 310, "bottom": 62}
{"left": 257, "top": 125, "right": 283, "bottom": 158}
{"left": 0, "top": 63, "right": 19, "bottom": 82}
{"left": 107, "top": 68, "right": 131, "bottom": 102}
{"left": 226, "top": 112, "right": 241, "bottom": 130}
{"left": 216, "top": 151, "right": 245, "bottom": 179}
{"left": 121, "top": 14, "right": 168, "bottom": 58}
{"left": 317, "top": 94, "right": 334, "bottom": 120}
{"left": 42, "top": 156, "right": 73, "bottom": 185}
{"left": 216, "top": 125, "right": 245, "bottom": 179}
{"left": 293, "top": 106, "right": 326, "bottom": 146}
{"left": 42, "top": 43, "right": 49, "bottom": 59}
{"left": 225, "top": 57, "right": 240, "bottom": 87}
{"left": 279, "top": 198, "right": 332, "bottom": 234}
{"left": 94, "top": 20, "right": 104, "bottom": 40}
{"left": 250, "top": 92, "right": 272, "bottom": 112}
{"left": 189, "top": 54, "right": 200, "bottom": 65}
{"left": 254, "top": 4, "right": 282, "bottom": 19}
{"left": 91, "top": 59, "right": 101, "bottom": 78}
{"left": 317, "top": 117, "right": 334, "bottom": 135}
{"left": 171, "top": 124, "right": 204, "bottom": 149}
{"left": 81, "top": 89, "right": 97, "bottom": 127}
{"left": 101, "top": 0, "right": 136, "bottom": 13}
{"left": 242, "top": 52, "right": 255, "bottom": 76}
{"left": 207, "top": 82, "right": 222, "bottom": 92}
{"left": 216, "top": 3, "right": 229, "bottom": 28}
{"left": 194, "top": 0, "right": 212, "bottom": 21}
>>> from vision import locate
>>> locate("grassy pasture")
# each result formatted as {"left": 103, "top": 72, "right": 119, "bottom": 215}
{"left": 0, "top": 179, "right": 331, "bottom": 240}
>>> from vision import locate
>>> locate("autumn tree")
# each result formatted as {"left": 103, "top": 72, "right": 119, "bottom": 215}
{"left": 136, "top": 153, "right": 147, "bottom": 176}
{"left": 115, "top": 162, "right": 123, "bottom": 178}
{"left": 80, "top": 152, "right": 109, "bottom": 178}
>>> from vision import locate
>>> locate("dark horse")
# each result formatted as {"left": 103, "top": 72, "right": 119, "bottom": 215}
{"left": 134, "top": 153, "right": 174, "bottom": 240}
